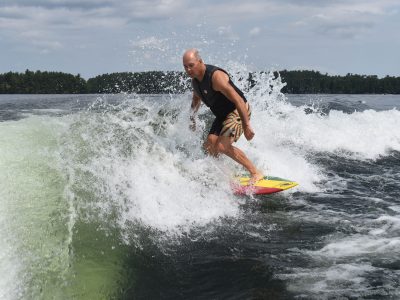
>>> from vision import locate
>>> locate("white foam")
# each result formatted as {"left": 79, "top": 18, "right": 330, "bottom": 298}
{"left": 278, "top": 263, "right": 384, "bottom": 298}
{"left": 122, "top": 151, "right": 239, "bottom": 232}
{"left": 0, "top": 219, "right": 26, "bottom": 299}
{"left": 370, "top": 214, "right": 400, "bottom": 236}
{"left": 67, "top": 70, "right": 400, "bottom": 235}
{"left": 303, "top": 213, "right": 400, "bottom": 260}
{"left": 218, "top": 69, "right": 325, "bottom": 192}
{"left": 59, "top": 69, "right": 399, "bottom": 238}
{"left": 64, "top": 97, "right": 242, "bottom": 235}
{"left": 104, "top": 86, "right": 324, "bottom": 232}
{"left": 389, "top": 206, "right": 400, "bottom": 213}
{"left": 228, "top": 69, "right": 400, "bottom": 162}
{"left": 312, "top": 236, "right": 400, "bottom": 258}
{"left": 264, "top": 105, "right": 400, "bottom": 160}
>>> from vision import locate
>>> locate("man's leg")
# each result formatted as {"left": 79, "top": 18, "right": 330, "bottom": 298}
{"left": 204, "top": 134, "right": 222, "bottom": 157}
{"left": 213, "top": 135, "right": 263, "bottom": 183}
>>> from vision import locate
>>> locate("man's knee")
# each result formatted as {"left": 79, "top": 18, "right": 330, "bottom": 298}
{"left": 215, "top": 141, "right": 231, "bottom": 155}
{"left": 204, "top": 135, "right": 218, "bottom": 155}
{"left": 204, "top": 140, "right": 218, "bottom": 156}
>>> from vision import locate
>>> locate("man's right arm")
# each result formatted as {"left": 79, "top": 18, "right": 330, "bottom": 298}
{"left": 191, "top": 92, "right": 201, "bottom": 114}
{"left": 190, "top": 92, "right": 201, "bottom": 131}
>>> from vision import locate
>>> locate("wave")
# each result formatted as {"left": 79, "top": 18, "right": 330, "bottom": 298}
{"left": 1, "top": 69, "right": 399, "bottom": 298}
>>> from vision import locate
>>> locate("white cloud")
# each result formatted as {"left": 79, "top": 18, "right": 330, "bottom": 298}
{"left": 121, "top": 0, "right": 186, "bottom": 20}
{"left": 131, "top": 36, "right": 168, "bottom": 51}
{"left": 0, "top": 0, "right": 399, "bottom": 76}
{"left": 0, "top": 3, "right": 128, "bottom": 52}
{"left": 283, "top": 0, "right": 400, "bottom": 39}
{"left": 217, "top": 26, "right": 239, "bottom": 41}
{"left": 312, "top": 14, "right": 374, "bottom": 39}
{"left": 249, "top": 27, "right": 261, "bottom": 37}
{"left": 1, "top": 0, "right": 395, "bottom": 40}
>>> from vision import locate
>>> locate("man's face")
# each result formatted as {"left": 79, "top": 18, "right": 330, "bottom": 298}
{"left": 183, "top": 56, "right": 201, "bottom": 79}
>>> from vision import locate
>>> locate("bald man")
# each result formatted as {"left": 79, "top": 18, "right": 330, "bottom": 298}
{"left": 182, "top": 49, "right": 263, "bottom": 183}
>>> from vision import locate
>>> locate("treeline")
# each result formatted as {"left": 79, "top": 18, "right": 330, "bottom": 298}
{"left": 1, "top": 69, "right": 400, "bottom": 94}
{"left": 0, "top": 70, "right": 86, "bottom": 94}
{"left": 86, "top": 71, "right": 188, "bottom": 94}
{"left": 277, "top": 70, "right": 400, "bottom": 94}
{"left": 0, "top": 70, "right": 189, "bottom": 94}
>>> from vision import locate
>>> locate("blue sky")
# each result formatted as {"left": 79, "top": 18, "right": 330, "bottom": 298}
{"left": 1, "top": 0, "right": 399, "bottom": 78}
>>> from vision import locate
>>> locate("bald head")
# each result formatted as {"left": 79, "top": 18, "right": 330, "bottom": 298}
{"left": 183, "top": 48, "right": 202, "bottom": 62}
{"left": 183, "top": 48, "right": 205, "bottom": 79}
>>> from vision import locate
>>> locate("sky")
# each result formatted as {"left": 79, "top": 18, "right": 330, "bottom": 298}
{"left": 1, "top": 0, "right": 399, "bottom": 79}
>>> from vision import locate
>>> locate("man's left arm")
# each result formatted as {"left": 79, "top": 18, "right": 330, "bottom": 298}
{"left": 212, "top": 71, "right": 255, "bottom": 140}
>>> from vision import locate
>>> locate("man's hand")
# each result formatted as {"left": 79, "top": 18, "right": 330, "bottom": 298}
{"left": 189, "top": 116, "right": 196, "bottom": 131}
{"left": 190, "top": 93, "right": 201, "bottom": 132}
{"left": 243, "top": 124, "right": 255, "bottom": 140}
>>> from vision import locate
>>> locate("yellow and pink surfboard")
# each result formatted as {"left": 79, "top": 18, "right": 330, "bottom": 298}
{"left": 232, "top": 176, "right": 298, "bottom": 195}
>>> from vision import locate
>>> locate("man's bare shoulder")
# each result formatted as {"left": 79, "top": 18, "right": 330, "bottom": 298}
{"left": 211, "top": 70, "right": 229, "bottom": 91}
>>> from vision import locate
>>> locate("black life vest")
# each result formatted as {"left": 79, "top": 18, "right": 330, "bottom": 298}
{"left": 192, "top": 64, "right": 247, "bottom": 120}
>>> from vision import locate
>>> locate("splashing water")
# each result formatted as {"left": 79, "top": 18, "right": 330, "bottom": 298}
{"left": 1, "top": 64, "right": 400, "bottom": 298}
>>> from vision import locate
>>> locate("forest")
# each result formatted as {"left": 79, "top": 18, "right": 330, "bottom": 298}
{"left": 1, "top": 69, "right": 399, "bottom": 94}
{"left": 0, "top": 70, "right": 87, "bottom": 94}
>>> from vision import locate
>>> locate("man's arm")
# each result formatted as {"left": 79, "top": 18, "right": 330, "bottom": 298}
{"left": 191, "top": 92, "right": 201, "bottom": 114}
{"left": 190, "top": 92, "right": 201, "bottom": 131}
{"left": 212, "top": 70, "right": 255, "bottom": 140}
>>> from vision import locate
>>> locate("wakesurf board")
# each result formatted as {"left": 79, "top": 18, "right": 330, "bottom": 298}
{"left": 232, "top": 175, "right": 298, "bottom": 195}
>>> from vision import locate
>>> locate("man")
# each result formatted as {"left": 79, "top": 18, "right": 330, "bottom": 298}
{"left": 182, "top": 48, "right": 263, "bottom": 184}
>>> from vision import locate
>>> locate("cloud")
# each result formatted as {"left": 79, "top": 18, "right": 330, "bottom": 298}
{"left": 285, "top": 0, "right": 400, "bottom": 39}
{"left": 121, "top": 0, "right": 186, "bottom": 20}
{"left": 312, "top": 14, "right": 375, "bottom": 39}
{"left": 0, "top": 0, "right": 114, "bottom": 11}
{"left": 249, "top": 27, "right": 261, "bottom": 37}
{"left": 129, "top": 35, "right": 180, "bottom": 70}
{"left": 0, "top": 0, "right": 186, "bottom": 43}
{"left": 131, "top": 36, "right": 168, "bottom": 51}
{"left": 1, "top": 0, "right": 397, "bottom": 37}
{"left": 0, "top": 2, "right": 129, "bottom": 52}
{"left": 0, "top": 3, "right": 126, "bottom": 29}
{"left": 1, "top": 0, "right": 399, "bottom": 76}
{"left": 216, "top": 26, "right": 240, "bottom": 41}
{"left": 200, "top": 1, "right": 284, "bottom": 22}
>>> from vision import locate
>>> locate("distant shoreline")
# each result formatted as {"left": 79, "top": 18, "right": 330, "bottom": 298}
{"left": 1, "top": 70, "right": 399, "bottom": 94}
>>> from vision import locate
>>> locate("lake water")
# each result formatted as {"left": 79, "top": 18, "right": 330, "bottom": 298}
{"left": 1, "top": 80, "right": 400, "bottom": 299}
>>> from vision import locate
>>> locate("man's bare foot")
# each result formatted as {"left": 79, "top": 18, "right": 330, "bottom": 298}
{"left": 248, "top": 171, "right": 264, "bottom": 185}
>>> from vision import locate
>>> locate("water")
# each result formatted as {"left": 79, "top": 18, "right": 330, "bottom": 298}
{"left": 1, "top": 79, "right": 400, "bottom": 299}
